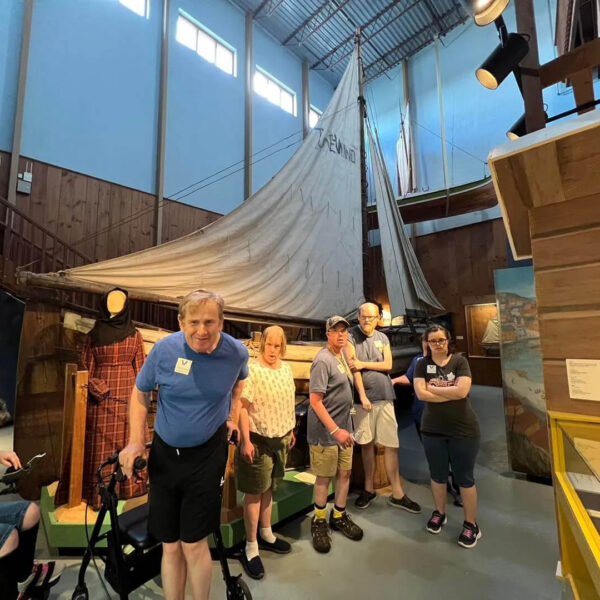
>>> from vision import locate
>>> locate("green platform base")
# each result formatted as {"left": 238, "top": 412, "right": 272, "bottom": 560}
{"left": 41, "top": 470, "right": 317, "bottom": 551}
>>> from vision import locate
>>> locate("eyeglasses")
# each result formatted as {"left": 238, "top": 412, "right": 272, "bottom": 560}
{"left": 427, "top": 338, "right": 448, "bottom": 345}
{"left": 360, "top": 315, "right": 379, "bottom": 321}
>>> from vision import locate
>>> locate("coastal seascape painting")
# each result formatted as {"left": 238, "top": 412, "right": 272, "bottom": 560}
{"left": 494, "top": 267, "right": 550, "bottom": 478}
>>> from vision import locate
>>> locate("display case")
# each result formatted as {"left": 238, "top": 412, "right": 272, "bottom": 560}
{"left": 550, "top": 412, "right": 600, "bottom": 600}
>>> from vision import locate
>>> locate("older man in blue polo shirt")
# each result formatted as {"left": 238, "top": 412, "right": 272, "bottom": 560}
{"left": 120, "top": 290, "right": 248, "bottom": 600}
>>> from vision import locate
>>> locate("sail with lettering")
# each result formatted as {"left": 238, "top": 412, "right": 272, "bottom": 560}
{"left": 23, "top": 46, "right": 442, "bottom": 321}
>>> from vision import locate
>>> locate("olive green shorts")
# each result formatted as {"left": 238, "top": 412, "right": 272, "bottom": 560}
{"left": 235, "top": 431, "right": 292, "bottom": 495}
{"left": 309, "top": 444, "right": 353, "bottom": 478}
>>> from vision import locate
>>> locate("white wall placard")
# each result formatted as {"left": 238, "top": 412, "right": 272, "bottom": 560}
{"left": 566, "top": 359, "right": 600, "bottom": 401}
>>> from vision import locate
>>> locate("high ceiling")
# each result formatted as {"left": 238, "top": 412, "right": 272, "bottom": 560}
{"left": 229, "top": 0, "right": 471, "bottom": 85}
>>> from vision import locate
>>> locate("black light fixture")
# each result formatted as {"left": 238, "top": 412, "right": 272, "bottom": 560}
{"left": 506, "top": 111, "right": 548, "bottom": 140}
{"left": 471, "top": 0, "right": 510, "bottom": 26}
{"left": 476, "top": 33, "right": 529, "bottom": 89}
{"left": 506, "top": 114, "right": 526, "bottom": 140}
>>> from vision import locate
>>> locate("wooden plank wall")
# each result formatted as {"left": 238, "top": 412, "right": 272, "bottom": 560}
{"left": 531, "top": 195, "right": 600, "bottom": 417}
{"left": 366, "top": 218, "right": 509, "bottom": 386}
{"left": 0, "top": 151, "right": 222, "bottom": 262}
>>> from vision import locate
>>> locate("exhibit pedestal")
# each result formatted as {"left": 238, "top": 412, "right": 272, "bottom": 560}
{"left": 42, "top": 471, "right": 320, "bottom": 551}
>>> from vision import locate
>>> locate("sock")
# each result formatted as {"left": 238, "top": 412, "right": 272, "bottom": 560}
{"left": 259, "top": 526, "right": 276, "bottom": 544}
{"left": 314, "top": 503, "right": 327, "bottom": 520}
{"left": 15, "top": 523, "right": 39, "bottom": 583}
{"left": 333, "top": 505, "right": 345, "bottom": 519}
{"left": 0, "top": 550, "right": 19, "bottom": 600}
{"left": 245, "top": 540, "right": 259, "bottom": 560}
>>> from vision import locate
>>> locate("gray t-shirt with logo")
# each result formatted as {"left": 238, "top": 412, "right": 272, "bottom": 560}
{"left": 308, "top": 348, "right": 354, "bottom": 446}
{"left": 348, "top": 325, "right": 395, "bottom": 403}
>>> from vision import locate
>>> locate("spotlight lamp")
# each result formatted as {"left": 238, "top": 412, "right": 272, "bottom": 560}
{"left": 506, "top": 111, "right": 548, "bottom": 140}
{"left": 471, "top": 0, "right": 510, "bottom": 26}
{"left": 506, "top": 114, "right": 526, "bottom": 140}
{"left": 476, "top": 33, "right": 529, "bottom": 89}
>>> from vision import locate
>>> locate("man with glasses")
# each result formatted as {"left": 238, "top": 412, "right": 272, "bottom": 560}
{"left": 345, "top": 302, "right": 421, "bottom": 514}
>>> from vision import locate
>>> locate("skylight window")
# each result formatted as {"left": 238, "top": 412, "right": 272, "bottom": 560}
{"left": 119, "top": 0, "right": 149, "bottom": 18}
{"left": 176, "top": 14, "right": 237, "bottom": 77}
{"left": 254, "top": 67, "right": 297, "bottom": 116}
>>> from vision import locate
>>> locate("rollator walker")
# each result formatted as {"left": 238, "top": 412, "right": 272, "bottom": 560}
{"left": 71, "top": 444, "right": 252, "bottom": 600}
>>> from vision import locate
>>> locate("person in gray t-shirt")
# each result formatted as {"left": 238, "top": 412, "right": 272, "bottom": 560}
{"left": 345, "top": 302, "right": 421, "bottom": 514}
{"left": 307, "top": 316, "right": 363, "bottom": 554}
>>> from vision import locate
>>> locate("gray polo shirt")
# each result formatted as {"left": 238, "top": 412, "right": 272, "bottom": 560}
{"left": 307, "top": 348, "right": 354, "bottom": 446}
{"left": 348, "top": 325, "right": 395, "bottom": 403}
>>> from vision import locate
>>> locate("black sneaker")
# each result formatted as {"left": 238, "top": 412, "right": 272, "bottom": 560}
{"left": 311, "top": 517, "right": 331, "bottom": 553}
{"left": 354, "top": 490, "right": 377, "bottom": 509}
{"left": 388, "top": 494, "right": 422, "bottom": 513}
{"left": 329, "top": 511, "right": 363, "bottom": 541}
{"left": 239, "top": 549, "right": 265, "bottom": 580}
{"left": 257, "top": 533, "right": 291, "bottom": 554}
{"left": 426, "top": 510, "right": 447, "bottom": 534}
{"left": 458, "top": 521, "right": 482, "bottom": 549}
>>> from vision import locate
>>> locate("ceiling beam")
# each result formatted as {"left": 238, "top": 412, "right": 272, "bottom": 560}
{"left": 311, "top": 0, "right": 402, "bottom": 69}
{"left": 253, "top": 0, "right": 271, "bottom": 18}
{"left": 321, "top": 0, "right": 423, "bottom": 73}
{"left": 364, "top": 5, "right": 465, "bottom": 83}
{"left": 282, "top": 1, "right": 331, "bottom": 45}
{"left": 329, "top": 0, "right": 392, "bottom": 70}
{"left": 295, "top": 0, "right": 353, "bottom": 46}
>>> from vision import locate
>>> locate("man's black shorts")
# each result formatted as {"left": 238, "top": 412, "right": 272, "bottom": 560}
{"left": 148, "top": 423, "right": 228, "bottom": 543}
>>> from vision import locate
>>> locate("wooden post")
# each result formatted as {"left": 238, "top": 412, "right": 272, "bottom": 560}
{"left": 67, "top": 369, "right": 88, "bottom": 508}
{"left": 514, "top": 0, "right": 546, "bottom": 133}
{"left": 221, "top": 443, "right": 243, "bottom": 522}
{"left": 60, "top": 363, "right": 78, "bottom": 469}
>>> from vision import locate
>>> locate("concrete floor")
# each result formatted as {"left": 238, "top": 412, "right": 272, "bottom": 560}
{"left": 2, "top": 386, "right": 573, "bottom": 599}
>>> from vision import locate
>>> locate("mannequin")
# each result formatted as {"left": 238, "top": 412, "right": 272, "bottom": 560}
{"left": 55, "top": 288, "right": 148, "bottom": 509}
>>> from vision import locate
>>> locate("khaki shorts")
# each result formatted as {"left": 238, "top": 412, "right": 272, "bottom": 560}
{"left": 309, "top": 444, "right": 353, "bottom": 478}
{"left": 235, "top": 431, "right": 291, "bottom": 495}
{"left": 353, "top": 400, "right": 399, "bottom": 448}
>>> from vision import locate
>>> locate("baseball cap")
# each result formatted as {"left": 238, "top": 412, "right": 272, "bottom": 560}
{"left": 326, "top": 315, "right": 350, "bottom": 331}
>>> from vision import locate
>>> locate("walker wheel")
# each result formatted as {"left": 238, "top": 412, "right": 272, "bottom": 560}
{"left": 72, "top": 585, "right": 89, "bottom": 600}
{"left": 227, "top": 575, "right": 252, "bottom": 600}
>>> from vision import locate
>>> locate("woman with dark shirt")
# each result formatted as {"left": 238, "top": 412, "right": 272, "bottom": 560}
{"left": 413, "top": 325, "right": 481, "bottom": 549}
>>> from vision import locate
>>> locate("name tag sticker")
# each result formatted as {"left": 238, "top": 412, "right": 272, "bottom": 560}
{"left": 427, "top": 364, "right": 437, "bottom": 374}
{"left": 374, "top": 340, "right": 383, "bottom": 350}
{"left": 174, "top": 358, "right": 192, "bottom": 375}
{"left": 337, "top": 364, "right": 346, "bottom": 374}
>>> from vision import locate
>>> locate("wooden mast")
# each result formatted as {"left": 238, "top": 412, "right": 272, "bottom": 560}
{"left": 356, "top": 28, "right": 370, "bottom": 303}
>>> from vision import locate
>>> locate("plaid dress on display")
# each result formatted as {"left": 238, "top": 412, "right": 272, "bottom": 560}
{"left": 55, "top": 331, "right": 149, "bottom": 510}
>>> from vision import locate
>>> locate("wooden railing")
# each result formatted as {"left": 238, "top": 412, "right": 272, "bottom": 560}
{"left": 0, "top": 194, "right": 94, "bottom": 286}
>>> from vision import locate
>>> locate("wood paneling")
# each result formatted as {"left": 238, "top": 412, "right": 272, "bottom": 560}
{"left": 536, "top": 264, "right": 600, "bottom": 310}
{"left": 366, "top": 218, "right": 508, "bottom": 385}
{"left": 533, "top": 227, "right": 600, "bottom": 268}
{"left": 539, "top": 312, "right": 600, "bottom": 360}
{"left": 531, "top": 194, "right": 600, "bottom": 237}
{"left": 0, "top": 151, "right": 222, "bottom": 264}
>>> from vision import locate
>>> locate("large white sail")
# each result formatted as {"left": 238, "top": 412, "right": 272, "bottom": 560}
{"left": 368, "top": 125, "right": 444, "bottom": 318}
{"left": 396, "top": 102, "right": 414, "bottom": 197}
{"left": 53, "top": 51, "right": 364, "bottom": 320}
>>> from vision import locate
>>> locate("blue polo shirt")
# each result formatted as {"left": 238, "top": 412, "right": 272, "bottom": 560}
{"left": 136, "top": 331, "right": 248, "bottom": 448}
